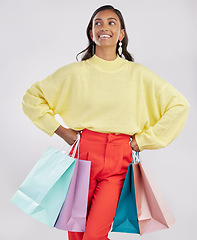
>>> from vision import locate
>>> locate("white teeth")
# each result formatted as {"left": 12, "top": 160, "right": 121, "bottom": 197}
{"left": 99, "top": 35, "right": 111, "bottom": 38}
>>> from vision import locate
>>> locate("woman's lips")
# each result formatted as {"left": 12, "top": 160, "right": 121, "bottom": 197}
{"left": 99, "top": 34, "right": 112, "bottom": 39}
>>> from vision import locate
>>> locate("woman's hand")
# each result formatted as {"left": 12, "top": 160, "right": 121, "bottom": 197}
{"left": 130, "top": 135, "right": 140, "bottom": 152}
{"left": 55, "top": 125, "right": 81, "bottom": 145}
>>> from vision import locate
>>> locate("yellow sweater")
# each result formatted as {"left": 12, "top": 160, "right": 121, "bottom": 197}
{"left": 22, "top": 54, "right": 190, "bottom": 151}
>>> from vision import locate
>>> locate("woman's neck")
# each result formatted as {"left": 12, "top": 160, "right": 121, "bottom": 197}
{"left": 95, "top": 46, "right": 117, "bottom": 61}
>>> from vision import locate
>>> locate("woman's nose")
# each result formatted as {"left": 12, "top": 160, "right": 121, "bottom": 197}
{"left": 101, "top": 23, "right": 108, "bottom": 31}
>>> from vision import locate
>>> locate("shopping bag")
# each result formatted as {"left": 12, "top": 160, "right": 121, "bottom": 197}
{"left": 135, "top": 161, "right": 175, "bottom": 234}
{"left": 10, "top": 145, "right": 77, "bottom": 227}
{"left": 54, "top": 159, "right": 91, "bottom": 232}
{"left": 112, "top": 153, "right": 175, "bottom": 235}
{"left": 111, "top": 162, "right": 140, "bottom": 234}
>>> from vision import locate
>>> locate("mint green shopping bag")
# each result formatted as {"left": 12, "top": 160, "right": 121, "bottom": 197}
{"left": 10, "top": 146, "right": 76, "bottom": 227}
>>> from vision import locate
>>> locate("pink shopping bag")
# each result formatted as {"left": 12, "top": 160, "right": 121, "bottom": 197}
{"left": 54, "top": 159, "right": 91, "bottom": 232}
{"left": 133, "top": 161, "right": 175, "bottom": 235}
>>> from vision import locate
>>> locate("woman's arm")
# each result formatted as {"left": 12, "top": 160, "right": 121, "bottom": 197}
{"left": 55, "top": 126, "right": 81, "bottom": 145}
{"left": 135, "top": 83, "right": 190, "bottom": 151}
{"left": 130, "top": 135, "right": 140, "bottom": 152}
{"left": 22, "top": 76, "right": 61, "bottom": 136}
{"left": 23, "top": 77, "right": 81, "bottom": 145}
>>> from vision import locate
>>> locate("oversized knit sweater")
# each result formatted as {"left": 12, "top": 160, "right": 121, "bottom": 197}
{"left": 22, "top": 54, "right": 190, "bottom": 151}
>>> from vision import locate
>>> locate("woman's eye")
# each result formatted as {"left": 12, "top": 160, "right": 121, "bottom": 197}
{"left": 95, "top": 22, "right": 101, "bottom": 26}
{"left": 109, "top": 21, "right": 115, "bottom": 25}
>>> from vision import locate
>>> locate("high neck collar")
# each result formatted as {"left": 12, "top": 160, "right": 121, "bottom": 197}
{"left": 86, "top": 54, "right": 126, "bottom": 72}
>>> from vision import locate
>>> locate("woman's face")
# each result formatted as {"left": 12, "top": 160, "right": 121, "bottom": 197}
{"left": 90, "top": 9, "right": 125, "bottom": 48}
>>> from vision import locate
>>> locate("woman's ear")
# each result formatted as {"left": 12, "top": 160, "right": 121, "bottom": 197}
{"left": 119, "top": 29, "right": 125, "bottom": 42}
{"left": 89, "top": 30, "right": 93, "bottom": 41}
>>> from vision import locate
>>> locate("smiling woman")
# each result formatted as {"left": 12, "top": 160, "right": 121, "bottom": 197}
{"left": 76, "top": 5, "right": 134, "bottom": 62}
{"left": 21, "top": 4, "right": 190, "bottom": 240}
{"left": 89, "top": 10, "right": 125, "bottom": 60}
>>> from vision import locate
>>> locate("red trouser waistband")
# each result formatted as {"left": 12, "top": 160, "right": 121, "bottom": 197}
{"left": 81, "top": 129, "right": 131, "bottom": 144}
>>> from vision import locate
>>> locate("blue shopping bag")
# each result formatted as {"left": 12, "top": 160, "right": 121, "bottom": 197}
{"left": 10, "top": 146, "right": 76, "bottom": 227}
{"left": 111, "top": 163, "right": 140, "bottom": 234}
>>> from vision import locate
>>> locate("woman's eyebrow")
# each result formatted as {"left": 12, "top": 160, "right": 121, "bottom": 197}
{"left": 94, "top": 17, "right": 118, "bottom": 21}
{"left": 108, "top": 17, "right": 118, "bottom": 21}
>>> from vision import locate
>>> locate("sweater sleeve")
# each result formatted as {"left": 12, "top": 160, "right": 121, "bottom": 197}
{"left": 22, "top": 74, "right": 61, "bottom": 136}
{"left": 135, "top": 77, "right": 190, "bottom": 151}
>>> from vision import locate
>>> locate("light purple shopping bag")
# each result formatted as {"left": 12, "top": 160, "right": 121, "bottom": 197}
{"left": 54, "top": 159, "right": 91, "bottom": 232}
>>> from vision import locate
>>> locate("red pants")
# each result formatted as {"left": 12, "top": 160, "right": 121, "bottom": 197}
{"left": 68, "top": 129, "right": 132, "bottom": 240}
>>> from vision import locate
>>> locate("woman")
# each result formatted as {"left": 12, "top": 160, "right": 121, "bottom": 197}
{"left": 22, "top": 5, "right": 190, "bottom": 240}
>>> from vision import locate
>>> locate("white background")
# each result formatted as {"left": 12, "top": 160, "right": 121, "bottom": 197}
{"left": 1, "top": 0, "right": 196, "bottom": 239}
